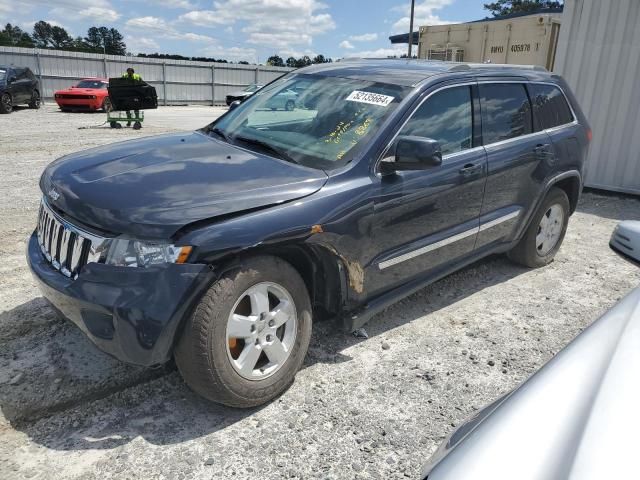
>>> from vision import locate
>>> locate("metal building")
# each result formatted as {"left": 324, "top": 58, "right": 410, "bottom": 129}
{"left": 554, "top": 0, "right": 640, "bottom": 195}
{"left": 416, "top": 10, "right": 563, "bottom": 69}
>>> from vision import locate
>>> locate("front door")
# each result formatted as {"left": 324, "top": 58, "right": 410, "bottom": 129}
{"left": 367, "top": 83, "right": 487, "bottom": 296}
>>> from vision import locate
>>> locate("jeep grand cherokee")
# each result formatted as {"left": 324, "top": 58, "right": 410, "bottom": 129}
{"left": 27, "top": 60, "right": 590, "bottom": 407}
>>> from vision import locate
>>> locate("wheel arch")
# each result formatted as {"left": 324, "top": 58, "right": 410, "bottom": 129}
{"left": 551, "top": 172, "right": 582, "bottom": 215}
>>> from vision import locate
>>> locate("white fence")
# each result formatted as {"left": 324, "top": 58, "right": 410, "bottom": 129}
{"left": 0, "top": 46, "right": 293, "bottom": 105}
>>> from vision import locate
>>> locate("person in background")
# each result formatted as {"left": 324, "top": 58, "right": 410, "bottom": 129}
{"left": 122, "top": 67, "right": 142, "bottom": 127}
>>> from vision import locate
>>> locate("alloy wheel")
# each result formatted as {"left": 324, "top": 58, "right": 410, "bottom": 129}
{"left": 226, "top": 282, "right": 297, "bottom": 380}
{"left": 536, "top": 204, "right": 564, "bottom": 256}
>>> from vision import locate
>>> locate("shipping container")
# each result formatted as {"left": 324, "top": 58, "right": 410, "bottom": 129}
{"left": 417, "top": 12, "right": 562, "bottom": 69}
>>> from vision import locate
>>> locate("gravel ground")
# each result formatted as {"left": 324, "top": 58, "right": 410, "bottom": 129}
{"left": 1, "top": 104, "right": 639, "bottom": 480}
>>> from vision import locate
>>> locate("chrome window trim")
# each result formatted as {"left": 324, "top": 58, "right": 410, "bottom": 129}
{"left": 378, "top": 209, "right": 521, "bottom": 270}
{"left": 477, "top": 80, "right": 578, "bottom": 149}
{"left": 375, "top": 81, "right": 477, "bottom": 173}
{"left": 375, "top": 79, "right": 579, "bottom": 173}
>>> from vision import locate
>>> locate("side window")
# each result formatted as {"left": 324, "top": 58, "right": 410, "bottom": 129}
{"left": 527, "top": 83, "right": 574, "bottom": 131}
{"left": 399, "top": 86, "right": 473, "bottom": 156}
{"left": 14, "top": 68, "right": 25, "bottom": 80}
{"left": 479, "top": 83, "right": 532, "bottom": 145}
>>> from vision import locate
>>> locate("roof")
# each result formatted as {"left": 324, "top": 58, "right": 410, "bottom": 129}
{"left": 389, "top": 7, "right": 564, "bottom": 45}
{"left": 299, "top": 59, "right": 552, "bottom": 87}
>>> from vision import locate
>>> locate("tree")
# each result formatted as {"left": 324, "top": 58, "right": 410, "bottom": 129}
{"left": 50, "top": 25, "right": 73, "bottom": 49}
{"left": 105, "top": 27, "right": 126, "bottom": 55}
{"left": 83, "top": 26, "right": 126, "bottom": 54}
{"left": 285, "top": 56, "right": 297, "bottom": 68}
{"left": 267, "top": 55, "right": 284, "bottom": 67}
{"left": 32, "top": 21, "right": 53, "bottom": 48}
{"left": 484, "top": 0, "right": 562, "bottom": 17}
{"left": 0, "top": 23, "right": 35, "bottom": 47}
{"left": 312, "top": 54, "right": 331, "bottom": 64}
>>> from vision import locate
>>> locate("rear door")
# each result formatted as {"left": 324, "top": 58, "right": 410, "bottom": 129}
{"left": 12, "top": 68, "right": 29, "bottom": 103}
{"left": 475, "top": 81, "right": 552, "bottom": 250}
{"left": 368, "top": 83, "right": 487, "bottom": 295}
{"left": 527, "top": 82, "right": 582, "bottom": 173}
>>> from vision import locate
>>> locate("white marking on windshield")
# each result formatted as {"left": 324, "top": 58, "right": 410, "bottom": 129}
{"left": 346, "top": 90, "right": 394, "bottom": 107}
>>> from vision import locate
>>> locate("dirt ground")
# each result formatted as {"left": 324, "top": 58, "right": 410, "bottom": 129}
{"left": 1, "top": 104, "right": 639, "bottom": 480}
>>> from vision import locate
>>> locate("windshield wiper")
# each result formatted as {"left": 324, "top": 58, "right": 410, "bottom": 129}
{"left": 232, "top": 135, "right": 298, "bottom": 164}
{"left": 206, "top": 126, "right": 230, "bottom": 142}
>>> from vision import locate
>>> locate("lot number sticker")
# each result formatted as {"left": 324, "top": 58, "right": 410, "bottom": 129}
{"left": 346, "top": 90, "right": 394, "bottom": 107}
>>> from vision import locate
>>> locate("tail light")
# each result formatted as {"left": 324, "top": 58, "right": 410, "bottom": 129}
{"left": 586, "top": 128, "right": 593, "bottom": 143}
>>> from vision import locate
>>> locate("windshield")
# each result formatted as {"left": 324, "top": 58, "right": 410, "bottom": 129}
{"left": 76, "top": 80, "right": 106, "bottom": 89}
{"left": 244, "top": 84, "right": 261, "bottom": 93}
{"left": 209, "top": 74, "right": 410, "bottom": 169}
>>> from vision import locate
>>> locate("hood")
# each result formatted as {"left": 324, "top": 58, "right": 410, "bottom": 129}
{"left": 55, "top": 87, "right": 105, "bottom": 95}
{"left": 424, "top": 286, "right": 640, "bottom": 480}
{"left": 41, "top": 131, "right": 328, "bottom": 238}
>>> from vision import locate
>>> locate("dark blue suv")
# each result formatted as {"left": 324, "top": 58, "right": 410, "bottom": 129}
{"left": 27, "top": 60, "right": 591, "bottom": 407}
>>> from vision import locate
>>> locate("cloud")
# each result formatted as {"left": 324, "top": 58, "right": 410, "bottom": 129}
{"left": 179, "top": 0, "right": 335, "bottom": 51}
{"left": 349, "top": 33, "right": 378, "bottom": 42}
{"left": 146, "top": 0, "right": 195, "bottom": 8}
{"left": 342, "top": 44, "right": 407, "bottom": 59}
{"left": 339, "top": 40, "right": 354, "bottom": 49}
{"left": 201, "top": 45, "right": 258, "bottom": 63}
{"left": 21, "top": 19, "right": 68, "bottom": 30}
{"left": 178, "top": 10, "right": 225, "bottom": 27}
{"left": 391, "top": 0, "right": 454, "bottom": 33}
{"left": 125, "top": 36, "right": 160, "bottom": 53}
{"left": 76, "top": 6, "right": 120, "bottom": 22}
{"left": 126, "top": 16, "right": 215, "bottom": 43}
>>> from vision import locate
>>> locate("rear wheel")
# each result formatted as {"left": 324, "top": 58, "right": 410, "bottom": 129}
{"left": 0, "top": 93, "right": 12, "bottom": 114}
{"left": 133, "top": 121, "right": 142, "bottom": 130}
{"left": 28, "top": 90, "right": 41, "bottom": 109}
{"left": 508, "top": 187, "right": 570, "bottom": 267}
{"left": 175, "top": 256, "right": 312, "bottom": 407}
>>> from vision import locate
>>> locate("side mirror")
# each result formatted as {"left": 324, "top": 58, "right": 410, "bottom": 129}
{"left": 380, "top": 136, "right": 442, "bottom": 175}
{"left": 610, "top": 221, "right": 640, "bottom": 266}
{"left": 229, "top": 100, "right": 242, "bottom": 111}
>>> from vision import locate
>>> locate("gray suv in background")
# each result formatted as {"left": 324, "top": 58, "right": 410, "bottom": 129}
{"left": 0, "top": 65, "right": 41, "bottom": 114}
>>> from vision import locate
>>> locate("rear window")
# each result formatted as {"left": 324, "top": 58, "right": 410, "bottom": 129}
{"left": 527, "top": 83, "right": 574, "bottom": 131}
{"left": 479, "top": 83, "right": 533, "bottom": 145}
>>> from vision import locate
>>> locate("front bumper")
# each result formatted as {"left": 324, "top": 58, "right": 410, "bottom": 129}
{"left": 55, "top": 97, "right": 103, "bottom": 110}
{"left": 27, "top": 232, "right": 213, "bottom": 366}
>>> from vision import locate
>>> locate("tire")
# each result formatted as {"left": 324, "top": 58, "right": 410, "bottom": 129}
{"left": 102, "top": 97, "right": 112, "bottom": 112}
{"left": 285, "top": 100, "right": 295, "bottom": 111}
{"left": 175, "top": 255, "right": 312, "bottom": 408}
{"left": 0, "top": 93, "right": 12, "bottom": 114}
{"left": 508, "top": 187, "right": 570, "bottom": 268}
{"left": 28, "top": 90, "right": 41, "bottom": 109}
{"left": 110, "top": 121, "right": 117, "bottom": 128}
{"left": 133, "top": 121, "right": 142, "bottom": 130}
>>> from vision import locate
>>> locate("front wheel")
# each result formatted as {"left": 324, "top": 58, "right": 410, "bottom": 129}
{"left": 175, "top": 256, "right": 312, "bottom": 407}
{"left": 508, "top": 187, "right": 570, "bottom": 267}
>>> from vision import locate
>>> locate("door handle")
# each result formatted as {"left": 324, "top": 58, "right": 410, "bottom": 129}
{"left": 459, "top": 163, "right": 482, "bottom": 175}
{"left": 533, "top": 143, "right": 551, "bottom": 155}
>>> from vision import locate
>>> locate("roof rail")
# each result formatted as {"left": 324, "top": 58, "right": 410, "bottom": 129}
{"left": 448, "top": 63, "right": 548, "bottom": 72}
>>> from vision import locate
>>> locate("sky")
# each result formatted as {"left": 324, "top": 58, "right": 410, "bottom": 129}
{"left": 0, "top": 0, "right": 488, "bottom": 63}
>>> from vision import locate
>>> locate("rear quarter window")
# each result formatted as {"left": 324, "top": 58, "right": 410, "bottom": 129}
{"left": 479, "top": 83, "right": 533, "bottom": 145}
{"left": 527, "top": 83, "right": 574, "bottom": 130}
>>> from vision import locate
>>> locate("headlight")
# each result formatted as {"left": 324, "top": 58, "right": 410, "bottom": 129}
{"left": 104, "top": 239, "right": 192, "bottom": 267}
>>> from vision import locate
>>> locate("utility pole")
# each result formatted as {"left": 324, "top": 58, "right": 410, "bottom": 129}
{"left": 408, "top": 0, "right": 415, "bottom": 58}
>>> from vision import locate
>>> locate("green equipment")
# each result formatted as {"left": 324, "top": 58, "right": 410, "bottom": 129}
{"left": 107, "top": 110, "right": 145, "bottom": 130}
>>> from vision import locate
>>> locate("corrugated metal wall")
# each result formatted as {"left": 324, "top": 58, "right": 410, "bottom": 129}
{"left": 0, "top": 46, "right": 292, "bottom": 106}
{"left": 554, "top": 0, "right": 640, "bottom": 195}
